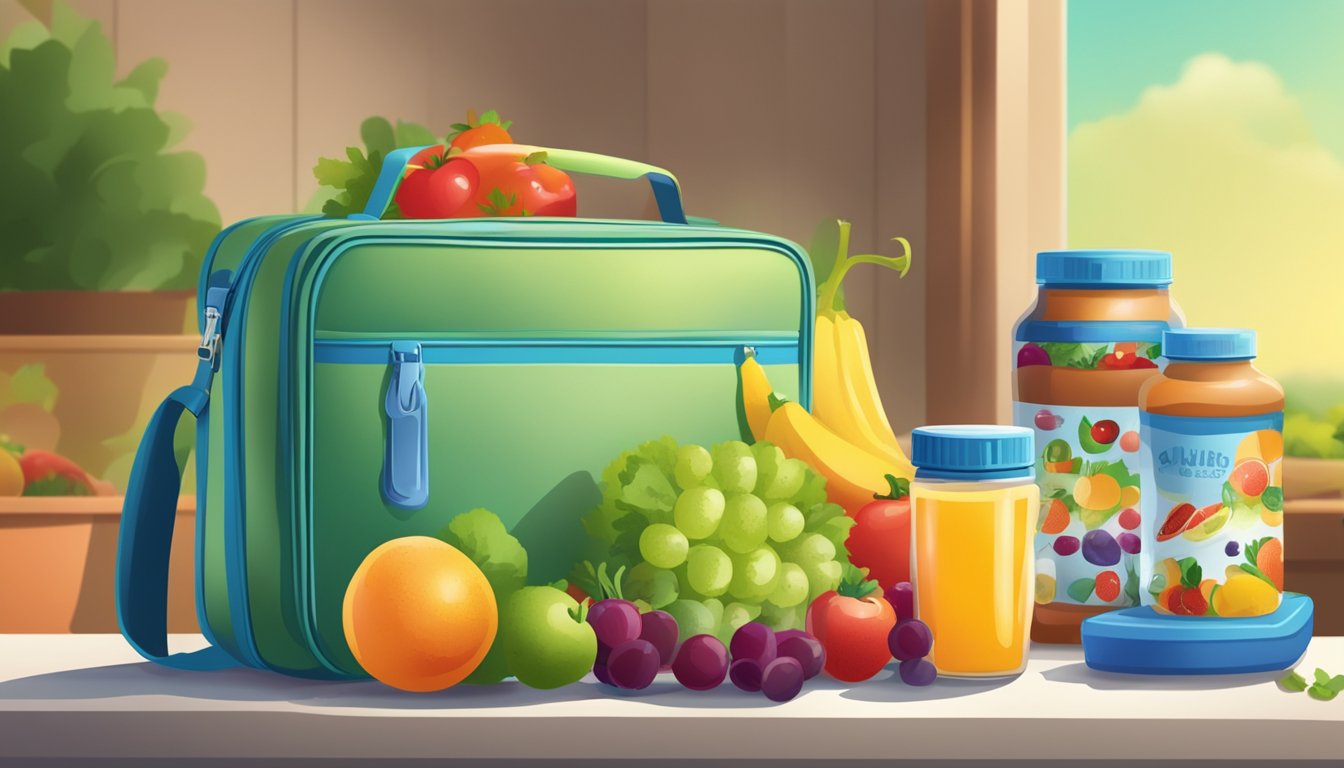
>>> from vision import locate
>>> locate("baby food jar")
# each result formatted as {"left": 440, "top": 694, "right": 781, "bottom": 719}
{"left": 1139, "top": 329, "right": 1285, "bottom": 618}
{"left": 1013, "top": 249, "right": 1183, "bottom": 643}
{"left": 910, "top": 426, "right": 1038, "bottom": 677}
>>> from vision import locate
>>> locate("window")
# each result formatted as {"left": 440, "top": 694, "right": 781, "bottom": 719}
{"left": 1068, "top": 0, "right": 1344, "bottom": 460}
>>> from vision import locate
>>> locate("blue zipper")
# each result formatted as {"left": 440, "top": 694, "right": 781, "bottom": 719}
{"left": 318, "top": 337, "right": 800, "bottom": 521}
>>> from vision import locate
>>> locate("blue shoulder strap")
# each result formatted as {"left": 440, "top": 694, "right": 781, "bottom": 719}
{"left": 116, "top": 288, "right": 238, "bottom": 671}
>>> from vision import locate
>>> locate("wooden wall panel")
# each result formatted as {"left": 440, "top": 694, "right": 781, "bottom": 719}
{"left": 647, "top": 0, "right": 790, "bottom": 235}
{"left": 428, "top": 0, "right": 650, "bottom": 219}
{"left": 782, "top": 0, "right": 877, "bottom": 323}
{"left": 3, "top": 0, "right": 933, "bottom": 428}
{"left": 117, "top": 0, "right": 295, "bottom": 223}
{"left": 874, "top": 0, "right": 928, "bottom": 433}
{"left": 295, "top": 0, "right": 435, "bottom": 213}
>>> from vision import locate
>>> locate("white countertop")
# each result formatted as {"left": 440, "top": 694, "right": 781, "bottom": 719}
{"left": 0, "top": 634, "right": 1340, "bottom": 763}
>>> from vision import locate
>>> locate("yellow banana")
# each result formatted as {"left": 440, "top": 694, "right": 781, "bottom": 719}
{"left": 738, "top": 354, "right": 895, "bottom": 517}
{"left": 833, "top": 315, "right": 915, "bottom": 477}
{"left": 809, "top": 221, "right": 915, "bottom": 479}
{"left": 738, "top": 350, "right": 775, "bottom": 442}
{"left": 763, "top": 395, "right": 895, "bottom": 517}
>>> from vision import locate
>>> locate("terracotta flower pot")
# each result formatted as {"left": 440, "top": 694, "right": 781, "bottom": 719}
{"left": 0, "top": 290, "right": 194, "bottom": 336}
{"left": 0, "top": 335, "right": 199, "bottom": 493}
{"left": 0, "top": 496, "right": 198, "bottom": 633}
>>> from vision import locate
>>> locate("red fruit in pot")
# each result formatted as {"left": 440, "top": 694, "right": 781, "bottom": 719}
{"left": 846, "top": 475, "right": 911, "bottom": 589}
{"left": 805, "top": 566, "right": 895, "bottom": 683}
{"left": 395, "top": 149, "right": 480, "bottom": 218}
{"left": 18, "top": 450, "right": 103, "bottom": 496}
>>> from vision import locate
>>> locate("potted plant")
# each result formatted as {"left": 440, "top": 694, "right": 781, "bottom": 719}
{"left": 0, "top": 1, "right": 220, "bottom": 334}
{"left": 0, "top": 2, "right": 210, "bottom": 632}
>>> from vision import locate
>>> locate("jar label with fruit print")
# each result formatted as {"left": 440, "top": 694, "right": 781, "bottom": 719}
{"left": 1138, "top": 412, "right": 1285, "bottom": 618}
{"left": 1011, "top": 401, "right": 1145, "bottom": 608}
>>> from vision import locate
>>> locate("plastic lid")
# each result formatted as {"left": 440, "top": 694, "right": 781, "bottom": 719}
{"left": 1036, "top": 249, "right": 1172, "bottom": 286}
{"left": 911, "top": 425, "right": 1034, "bottom": 477}
{"left": 1163, "top": 328, "right": 1256, "bottom": 360}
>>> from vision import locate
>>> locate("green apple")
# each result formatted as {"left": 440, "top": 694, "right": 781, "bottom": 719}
{"left": 501, "top": 586, "right": 597, "bottom": 689}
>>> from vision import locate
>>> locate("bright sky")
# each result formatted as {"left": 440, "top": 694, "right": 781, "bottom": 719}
{"left": 1067, "top": 0, "right": 1344, "bottom": 387}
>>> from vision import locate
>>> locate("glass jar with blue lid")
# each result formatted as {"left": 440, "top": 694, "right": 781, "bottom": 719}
{"left": 1012, "top": 249, "right": 1184, "bottom": 643}
{"left": 909, "top": 425, "right": 1038, "bottom": 677}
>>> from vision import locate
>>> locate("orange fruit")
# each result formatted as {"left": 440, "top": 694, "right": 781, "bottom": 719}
{"left": 343, "top": 536, "right": 497, "bottom": 692}
{"left": 1074, "top": 473, "right": 1121, "bottom": 511}
{"left": 1256, "top": 537, "right": 1284, "bottom": 591}
{"left": 1040, "top": 498, "right": 1070, "bottom": 534}
{"left": 1229, "top": 459, "right": 1269, "bottom": 497}
{"left": 0, "top": 450, "right": 23, "bottom": 496}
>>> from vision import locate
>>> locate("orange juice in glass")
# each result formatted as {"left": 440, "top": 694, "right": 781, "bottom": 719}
{"left": 911, "top": 426, "right": 1039, "bottom": 676}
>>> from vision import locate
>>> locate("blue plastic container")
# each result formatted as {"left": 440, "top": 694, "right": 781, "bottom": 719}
{"left": 1081, "top": 592, "right": 1313, "bottom": 675}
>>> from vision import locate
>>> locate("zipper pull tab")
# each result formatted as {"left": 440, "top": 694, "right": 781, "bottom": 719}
{"left": 381, "top": 342, "right": 429, "bottom": 510}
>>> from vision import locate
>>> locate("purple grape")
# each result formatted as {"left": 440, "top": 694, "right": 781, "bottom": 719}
{"left": 593, "top": 662, "right": 614, "bottom": 686}
{"left": 776, "top": 634, "right": 825, "bottom": 680}
{"left": 1017, "top": 343, "right": 1051, "bottom": 368}
{"left": 588, "top": 599, "right": 642, "bottom": 648}
{"left": 1117, "top": 532, "right": 1142, "bottom": 555}
{"left": 595, "top": 639, "right": 612, "bottom": 667}
{"left": 884, "top": 581, "right": 915, "bottom": 621}
{"left": 729, "top": 658, "right": 763, "bottom": 692}
{"left": 761, "top": 656, "right": 805, "bottom": 702}
{"left": 607, "top": 639, "right": 659, "bottom": 690}
{"left": 1053, "top": 535, "right": 1080, "bottom": 556}
{"left": 774, "top": 629, "right": 808, "bottom": 645}
{"left": 1225, "top": 541, "right": 1240, "bottom": 557}
{"left": 671, "top": 634, "right": 729, "bottom": 691}
{"left": 729, "top": 622, "right": 776, "bottom": 665}
{"left": 899, "top": 658, "right": 937, "bottom": 687}
{"left": 888, "top": 619, "right": 933, "bottom": 661}
{"left": 1081, "top": 530, "right": 1122, "bottom": 566}
{"left": 639, "top": 610, "right": 680, "bottom": 667}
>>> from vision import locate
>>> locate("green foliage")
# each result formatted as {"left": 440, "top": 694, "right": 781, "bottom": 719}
{"left": 0, "top": 2, "right": 220, "bottom": 291}
{"left": 437, "top": 508, "right": 528, "bottom": 685}
{"left": 308, "top": 116, "right": 440, "bottom": 218}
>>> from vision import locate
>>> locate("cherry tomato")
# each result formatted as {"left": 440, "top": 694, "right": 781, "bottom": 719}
{"left": 806, "top": 568, "right": 896, "bottom": 682}
{"left": 1090, "top": 419, "right": 1120, "bottom": 445}
{"left": 847, "top": 475, "right": 911, "bottom": 590}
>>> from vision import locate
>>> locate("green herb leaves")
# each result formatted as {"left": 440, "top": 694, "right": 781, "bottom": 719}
{"left": 1280, "top": 667, "right": 1344, "bottom": 701}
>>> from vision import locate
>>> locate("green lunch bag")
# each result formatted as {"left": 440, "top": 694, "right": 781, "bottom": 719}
{"left": 116, "top": 145, "right": 815, "bottom": 677}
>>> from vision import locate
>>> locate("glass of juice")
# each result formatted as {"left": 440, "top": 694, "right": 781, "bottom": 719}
{"left": 1139, "top": 329, "right": 1285, "bottom": 618}
{"left": 1013, "top": 249, "right": 1183, "bottom": 643}
{"left": 910, "top": 426, "right": 1039, "bottom": 677}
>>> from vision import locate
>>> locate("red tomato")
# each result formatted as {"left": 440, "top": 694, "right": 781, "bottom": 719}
{"left": 846, "top": 475, "right": 911, "bottom": 590}
{"left": 806, "top": 570, "right": 896, "bottom": 682}
{"left": 456, "top": 147, "right": 577, "bottom": 218}
{"left": 18, "top": 449, "right": 104, "bottom": 496}
{"left": 394, "top": 149, "right": 480, "bottom": 219}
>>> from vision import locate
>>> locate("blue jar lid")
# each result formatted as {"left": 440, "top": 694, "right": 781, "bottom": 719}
{"left": 1164, "top": 328, "right": 1256, "bottom": 361}
{"left": 1036, "top": 249, "right": 1172, "bottom": 287}
{"left": 911, "top": 425, "right": 1034, "bottom": 480}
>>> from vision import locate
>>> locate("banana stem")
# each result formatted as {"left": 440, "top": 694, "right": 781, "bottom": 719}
{"left": 816, "top": 233, "right": 913, "bottom": 317}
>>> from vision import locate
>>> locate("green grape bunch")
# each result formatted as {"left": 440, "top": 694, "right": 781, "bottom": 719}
{"left": 576, "top": 437, "right": 856, "bottom": 645}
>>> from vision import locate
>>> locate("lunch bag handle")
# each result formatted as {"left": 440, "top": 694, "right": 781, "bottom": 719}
{"left": 116, "top": 283, "right": 236, "bottom": 671}
{"left": 354, "top": 143, "right": 688, "bottom": 224}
